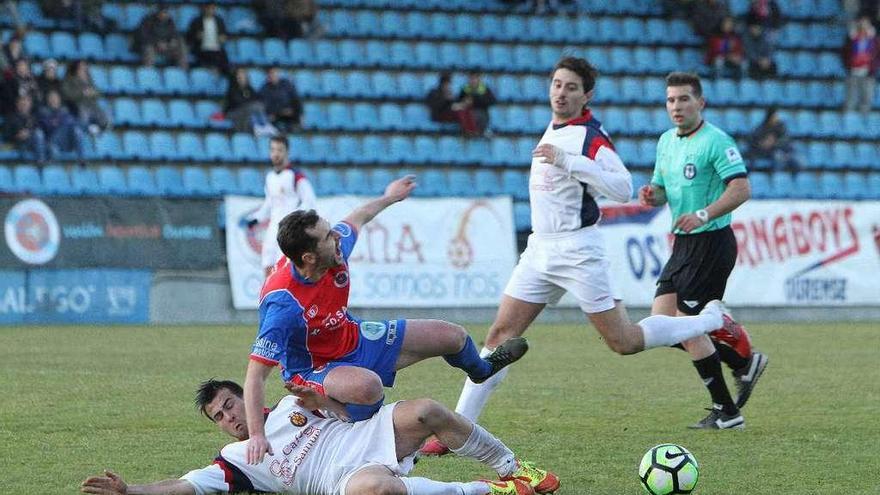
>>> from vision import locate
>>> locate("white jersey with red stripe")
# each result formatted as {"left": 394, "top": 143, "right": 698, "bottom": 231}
{"left": 529, "top": 109, "right": 632, "bottom": 234}
{"left": 179, "top": 396, "right": 413, "bottom": 494}
{"left": 252, "top": 166, "right": 317, "bottom": 227}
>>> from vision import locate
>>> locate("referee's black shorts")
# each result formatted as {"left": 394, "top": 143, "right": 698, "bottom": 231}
{"left": 655, "top": 226, "right": 737, "bottom": 315}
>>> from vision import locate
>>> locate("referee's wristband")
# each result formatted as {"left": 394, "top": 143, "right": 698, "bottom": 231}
{"left": 695, "top": 209, "right": 709, "bottom": 223}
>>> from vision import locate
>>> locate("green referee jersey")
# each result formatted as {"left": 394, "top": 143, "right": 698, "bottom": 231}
{"left": 652, "top": 121, "right": 748, "bottom": 234}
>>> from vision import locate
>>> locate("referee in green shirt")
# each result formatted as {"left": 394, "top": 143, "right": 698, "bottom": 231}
{"left": 639, "top": 72, "right": 768, "bottom": 430}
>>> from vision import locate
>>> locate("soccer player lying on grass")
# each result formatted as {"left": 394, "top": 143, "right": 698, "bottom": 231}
{"left": 244, "top": 174, "right": 527, "bottom": 465}
{"left": 81, "top": 379, "right": 559, "bottom": 495}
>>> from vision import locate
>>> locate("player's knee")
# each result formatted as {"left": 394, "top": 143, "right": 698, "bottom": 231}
{"left": 347, "top": 475, "right": 404, "bottom": 495}
{"left": 447, "top": 323, "right": 468, "bottom": 351}
{"left": 348, "top": 377, "right": 384, "bottom": 404}
{"left": 412, "top": 399, "right": 450, "bottom": 428}
{"left": 604, "top": 335, "right": 640, "bottom": 355}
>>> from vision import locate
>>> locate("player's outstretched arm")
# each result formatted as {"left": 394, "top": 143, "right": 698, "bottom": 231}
{"left": 81, "top": 470, "right": 196, "bottom": 495}
{"left": 343, "top": 175, "right": 416, "bottom": 231}
{"left": 243, "top": 359, "right": 275, "bottom": 465}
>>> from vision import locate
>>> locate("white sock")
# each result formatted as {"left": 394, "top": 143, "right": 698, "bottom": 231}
{"left": 451, "top": 424, "right": 517, "bottom": 478}
{"left": 400, "top": 477, "right": 485, "bottom": 495}
{"left": 639, "top": 313, "right": 723, "bottom": 349}
{"left": 455, "top": 347, "right": 510, "bottom": 422}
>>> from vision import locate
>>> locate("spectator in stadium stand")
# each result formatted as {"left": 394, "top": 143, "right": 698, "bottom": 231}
{"left": 290, "top": 0, "right": 323, "bottom": 39}
{"left": 4, "top": 94, "right": 46, "bottom": 163}
{"left": 842, "top": 16, "right": 880, "bottom": 114}
{"left": 746, "top": 108, "right": 800, "bottom": 170}
{"left": 136, "top": 6, "right": 189, "bottom": 69}
{"left": 0, "top": 31, "right": 25, "bottom": 74}
{"left": 744, "top": 0, "right": 783, "bottom": 45}
{"left": 61, "top": 60, "right": 110, "bottom": 135}
{"left": 691, "top": 0, "right": 730, "bottom": 39}
{"left": 743, "top": 22, "right": 778, "bottom": 79}
{"left": 186, "top": 3, "right": 230, "bottom": 75}
{"left": 37, "top": 59, "right": 63, "bottom": 102}
{"left": 459, "top": 71, "right": 497, "bottom": 136}
{"left": 259, "top": 67, "right": 303, "bottom": 132}
{"left": 225, "top": 67, "right": 275, "bottom": 135}
{"left": 2, "top": 58, "right": 40, "bottom": 114}
{"left": 38, "top": 89, "right": 85, "bottom": 162}
{"left": 254, "top": 0, "right": 321, "bottom": 39}
{"left": 39, "top": 0, "right": 111, "bottom": 33}
{"left": 426, "top": 72, "right": 479, "bottom": 137}
{"left": 705, "top": 17, "right": 745, "bottom": 79}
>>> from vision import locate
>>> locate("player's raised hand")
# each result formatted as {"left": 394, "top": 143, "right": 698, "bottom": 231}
{"left": 638, "top": 185, "right": 655, "bottom": 206}
{"left": 384, "top": 175, "right": 417, "bottom": 202}
{"left": 532, "top": 143, "right": 567, "bottom": 168}
{"left": 81, "top": 470, "right": 127, "bottom": 495}
{"left": 246, "top": 434, "right": 273, "bottom": 465}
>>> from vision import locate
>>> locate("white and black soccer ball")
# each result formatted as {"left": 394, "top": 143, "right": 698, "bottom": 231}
{"left": 638, "top": 443, "right": 700, "bottom": 495}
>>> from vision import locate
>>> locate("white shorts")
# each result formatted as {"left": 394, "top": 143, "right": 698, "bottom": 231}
{"left": 505, "top": 226, "right": 617, "bottom": 314}
{"left": 261, "top": 222, "right": 282, "bottom": 269}
{"left": 335, "top": 402, "right": 416, "bottom": 495}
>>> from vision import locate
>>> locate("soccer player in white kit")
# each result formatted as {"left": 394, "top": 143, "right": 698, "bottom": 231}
{"left": 247, "top": 135, "right": 317, "bottom": 278}
{"left": 421, "top": 57, "right": 735, "bottom": 456}
{"left": 80, "top": 379, "right": 557, "bottom": 495}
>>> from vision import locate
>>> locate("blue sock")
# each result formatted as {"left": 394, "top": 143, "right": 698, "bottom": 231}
{"left": 444, "top": 336, "right": 492, "bottom": 380}
{"left": 344, "top": 396, "right": 384, "bottom": 422}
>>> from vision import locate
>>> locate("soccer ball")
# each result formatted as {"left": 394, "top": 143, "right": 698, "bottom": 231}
{"left": 638, "top": 443, "right": 700, "bottom": 494}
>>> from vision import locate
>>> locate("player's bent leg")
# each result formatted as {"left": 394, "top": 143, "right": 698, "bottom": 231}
{"left": 395, "top": 319, "right": 469, "bottom": 369}
{"left": 393, "top": 399, "right": 467, "bottom": 460}
{"left": 345, "top": 465, "right": 408, "bottom": 495}
{"left": 586, "top": 303, "right": 645, "bottom": 355}
{"left": 324, "top": 366, "right": 385, "bottom": 421}
{"left": 484, "top": 295, "right": 545, "bottom": 348}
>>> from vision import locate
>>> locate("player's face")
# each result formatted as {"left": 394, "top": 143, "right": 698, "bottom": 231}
{"left": 306, "top": 219, "right": 343, "bottom": 268}
{"left": 205, "top": 388, "right": 248, "bottom": 441}
{"left": 269, "top": 141, "right": 287, "bottom": 169}
{"left": 666, "top": 85, "right": 705, "bottom": 133}
{"left": 549, "top": 68, "right": 590, "bottom": 123}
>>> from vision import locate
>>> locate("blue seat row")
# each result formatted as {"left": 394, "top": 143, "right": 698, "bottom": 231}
{"left": 321, "top": 10, "right": 695, "bottom": 46}
{"left": 111, "top": 98, "right": 229, "bottom": 129}
{"left": 702, "top": 79, "right": 847, "bottom": 109}
{"left": 98, "top": 3, "right": 258, "bottom": 33}
{"left": 322, "top": 0, "right": 662, "bottom": 16}
{"left": 87, "top": 66, "right": 228, "bottom": 96}
{"left": 90, "top": 131, "right": 269, "bottom": 162}
{"left": 748, "top": 171, "right": 880, "bottom": 200}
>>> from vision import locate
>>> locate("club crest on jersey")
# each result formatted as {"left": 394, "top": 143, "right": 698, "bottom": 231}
{"left": 306, "top": 305, "right": 319, "bottom": 319}
{"left": 683, "top": 163, "right": 697, "bottom": 180}
{"left": 333, "top": 271, "right": 350, "bottom": 288}
{"left": 289, "top": 412, "right": 308, "bottom": 427}
{"left": 360, "top": 321, "right": 387, "bottom": 341}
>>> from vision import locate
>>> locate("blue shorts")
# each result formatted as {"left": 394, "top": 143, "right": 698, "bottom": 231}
{"left": 286, "top": 319, "right": 407, "bottom": 393}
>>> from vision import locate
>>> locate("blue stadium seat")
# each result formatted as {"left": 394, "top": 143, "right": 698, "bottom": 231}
{"left": 209, "top": 167, "right": 239, "bottom": 195}
{"left": 177, "top": 132, "right": 206, "bottom": 161}
{"left": 319, "top": 71, "right": 346, "bottom": 98}
{"left": 339, "top": 40, "right": 365, "bottom": 68}
{"left": 94, "top": 166, "right": 125, "bottom": 195}
{"left": 805, "top": 142, "right": 832, "bottom": 169}
{"left": 388, "top": 136, "right": 414, "bottom": 164}
{"left": 263, "top": 38, "right": 289, "bottom": 65}
{"left": 371, "top": 72, "right": 396, "bottom": 98}
{"left": 204, "top": 133, "right": 233, "bottom": 161}
{"left": 105, "top": 33, "right": 136, "bottom": 62}
{"left": 195, "top": 100, "right": 230, "bottom": 129}
{"left": 389, "top": 41, "right": 415, "bottom": 68}
{"left": 364, "top": 40, "right": 391, "bottom": 68}
{"left": 843, "top": 172, "right": 867, "bottom": 199}
{"left": 378, "top": 103, "right": 405, "bottom": 131}
{"left": 817, "top": 112, "right": 842, "bottom": 139}
{"left": 361, "top": 135, "right": 388, "bottom": 164}
{"left": 93, "top": 132, "right": 123, "bottom": 160}
{"left": 226, "top": 7, "right": 259, "bottom": 34}
{"left": 343, "top": 168, "right": 370, "bottom": 194}
{"left": 336, "top": 136, "right": 363, "bottom": 164}
{"left": 40, "top": 165, "right": 73, "bottom": 195}
{"left": 818, "top": 172, "right": 844, "bottom": 199}
{"left": 403, "top": 103, "right": 432, "bottom": 132}
{"left": 456, "top": 14, "right": 482, "bottom": 41}
{"left": 302, "top": 102, "right": 325, "bottom": 130}
{"left": 234, "top": 38, "right": 264, "bottom": 65}
{"left": 127, "top": 166, "right": 158, "bottom": 196}
{"left": 381, "top": 11, "right": 407, "bottom": 38}
{"left": 124, "top": 4, "right": 149, "bottom": 30}
{"left": 447, "top": 170, "right": 473, "bottom": 196}
{"left": 841, "top": 112, "right": 868, "bottom": 139}
{"left": 71, "top": 167, "right": 103, "bottom": 195}
{"left": 486, "top": 44, "right": 512, "bottom": 71}
{"left": 413, "top": 136, "right": 439, "bottom": 164}
{"left": 89, "top": 66, "right": 110, "bottom": 93}
{"left": 501, "top": 170, "right": 528, "bottom": 201}
{"left": 109, "top": 66, "right": 140, "bottom": 95}
{"left": 513, "top": 202, "right": 530, "bottom": 231}
{"left": 854, "top": 143, "right": 877, "bottom": 170}
{"left": 149, "top": 131, "right": 178, "bottom": 160}
{"left": 466, "top": 139, "right": 491, "bottom": 166}
{"left": 231, "top": 133, "right": 259, "bottom": 161}
{"left": 122, "top": 131, "right": 151, "bottom": 160}
{"left": 23, "top": 32, "right": 50, "bottom": 58}
{"left": 314, "top": 40, "right": 339, "bottom": 66}
{"left": 315, "top": 169, "right": 343, "bottom": 196}
{"left": 831, "top": 142, "right": 855, "bottom": 169}
{"left": 326, "top": 102, "right": 353, "bottom": 130}
{"left": 417, "top": 169, "right": 447, "bottom": 197}
{"left": 190, "top": 68, "right": 225, "bottom": 96}
{"left": 748, "top": 171, "right": 771, "bottom": 199}
{"left": 168, "top": 100, "right": 198, "bottom": 127}
{"left": 868, "top": 173, "right": 880, "bottom": 198}
{"left": 512, "top": 45, "right": 538, "bottom": 72}
{"left": 142, "top": 99, "right": 169, "bottom": 127}
{"left": 49, "top": 32, "right": 78, "bottom": 60}
{"left": 161, "top": 67, "right": 188, "bottom": 95}
{"left": 113, "top": 98, "right": 141, "bottom": 126}
{"left": 156, "top": 166, "right": 186, "bottom": 197}
{"left": 136, "top": 67, "right": 163, "bottom": 95}
{"left": 347, "top": 71, "right": 372, "bottom": 98}
{"left": 307, "top": 135, "right": 333, "bottom": 165}
{"left": 440, "top": 42, "right": 467, "bottom": 70}
{"left": 396, "top": 72, "right": 422, "bottom": 99}
{"left": 793, "top": 172, "right": 820, "bottom": 198}
{"left": 472, "top": 169, "right": 500, "bottom": 196}
{"left": 430, "top": 13, "right": 456, "bottom": 40}
{"left": 174, "top": 4, "right": 200, "bottom": 30}
{"left": 237, "top": 168, "right": 264, "bottom": 196}
{"left": 288, "top": 39, "right": 314, "bottom": 66}
{"left": 770, "top": 171, "right": 795, "bottom": 198}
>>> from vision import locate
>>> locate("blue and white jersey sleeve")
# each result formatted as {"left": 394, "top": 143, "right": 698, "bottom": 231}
{"left": 333, "top": 221, "right": 359, "bottom": 261}
{"left": 250, "top": 292, "right": 304, "bottom": 366}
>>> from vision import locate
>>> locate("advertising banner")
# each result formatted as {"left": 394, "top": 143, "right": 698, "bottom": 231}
{"left": 0, "top": 197, "right": 223, "bottom": 269}
{"left": 601, "top": 201, "right": 880, "bottom": 306}
{"left": 226, "top": 195, "right": 518, "bottom": 309}
{"left": 0, "top": 269, "right": 151, "bottom": 324}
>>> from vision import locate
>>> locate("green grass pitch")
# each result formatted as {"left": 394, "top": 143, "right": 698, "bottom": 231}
{"left": 1, "top": 321, "right": 876, "bottom": 494}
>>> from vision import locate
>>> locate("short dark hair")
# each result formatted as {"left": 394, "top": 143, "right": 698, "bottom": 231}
{"left": 270, "top": 135, "right": 288, "bottom": 149}
{"left": 277, "top": 209, "right": 321, "bottom": 267}
{"left": 551, "top": 56, "right": 598, "bottom": 92}
{"left": 195, "top": 379, "right": 243, "bottom": 420}
{"left": 439, "top": 72, "right": 452, "bottom": 85}
{"left": 665, "top": 72, "right": 703, "bottom": 98}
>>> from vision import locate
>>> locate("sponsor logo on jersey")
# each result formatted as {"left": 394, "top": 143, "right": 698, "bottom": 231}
{"left": 333, "top": 271, "right": 349, "bottom": 288}
{"left": 360, "top": 321, "right": 387, "bottom": 341}
{"left": 683, "top": 300, "right": 700, "bottom": 308}
{"left": 725, "top": 147, "right": 742, "bottom": 163}
{"left": 4, "top": 199, "right": 60, "bottom": 265}
{"left": 683, "top": 163, "right": 697, "bottom": 180}
{"left": 334, "top": 222, "right": 352, "bottom": 238}
{"left": 289, "top": 412, "right": 308, "bottom": 427}
{"left": 386, "top": 320, "right": 398, "bottom": 345}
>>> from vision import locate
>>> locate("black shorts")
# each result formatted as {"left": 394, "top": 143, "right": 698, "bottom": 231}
{"left": 655, "top": 226, "right": 737, "bottom": 315}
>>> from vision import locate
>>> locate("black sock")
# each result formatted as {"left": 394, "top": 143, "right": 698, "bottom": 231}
{"left": 715, "top": 342, "right": 749, "bottom": 372}
{"left": 693, "top": 351, "right": 738, "bottom": 415}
